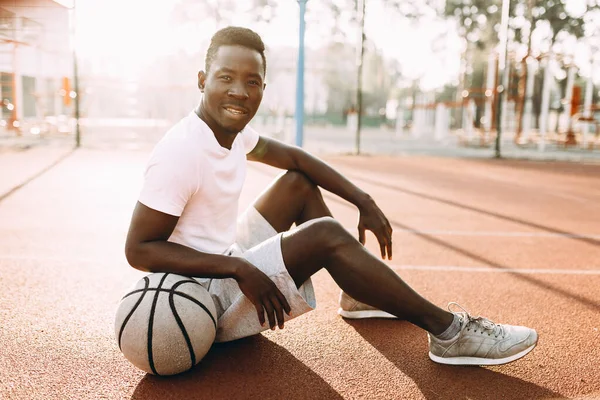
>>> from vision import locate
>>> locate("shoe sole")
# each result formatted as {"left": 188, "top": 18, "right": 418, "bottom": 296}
{"left": 428, "top": 342, "right": 537, "bottom": 366}
{"left": 337, "top": 308, "right": 397, "bottom": 319}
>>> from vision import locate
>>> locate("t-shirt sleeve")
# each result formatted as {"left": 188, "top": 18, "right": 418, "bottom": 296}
{"left": 240, "top": 125, "right": 260, "bottom": 154}
{"left": 138, "top": 139, "right": 200, "bottom": 217}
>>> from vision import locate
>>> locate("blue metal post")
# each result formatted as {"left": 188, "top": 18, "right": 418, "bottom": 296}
{"left": 494, "top": 0, "right": 510, "bottom": 158}
{"left": 295, "top": 0, "right": 307, "bottom": 147}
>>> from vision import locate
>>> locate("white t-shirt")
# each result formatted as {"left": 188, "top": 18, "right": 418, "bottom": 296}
{"left": 139, "top": 111, "right": 260, "bottom": 255}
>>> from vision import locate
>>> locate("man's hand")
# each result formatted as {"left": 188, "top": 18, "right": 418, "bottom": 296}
{"left": 231, "top": 258, "right": 291, "bottom": 330}
{"left": 357, "top": 197, "right": 393, "bottom": 260}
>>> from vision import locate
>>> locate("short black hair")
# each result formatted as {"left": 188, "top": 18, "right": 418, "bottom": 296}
{"left": 205, "top": 26, "right": 267, "bottom": 75}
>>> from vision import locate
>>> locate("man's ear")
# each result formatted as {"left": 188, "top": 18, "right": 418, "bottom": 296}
{"left": 263, "top": 82, "right": 267, "bottom": 90}
{"left": 198, "top": 71, "right": 207, "bottom": 92}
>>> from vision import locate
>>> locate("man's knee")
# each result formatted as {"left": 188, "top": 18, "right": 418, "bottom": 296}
{"left": 280, "top": 170, "right": 317, "bottom": 197}
{"left": 302, "top": 216, "right": 355, "bottom": 251}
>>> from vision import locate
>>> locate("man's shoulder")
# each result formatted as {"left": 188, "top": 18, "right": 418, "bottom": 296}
{"left": 148, "top": 114, "right": 202, "bottom": 163}
{"left": 166, "top": 112, "right": 200, "bottom": 139}
{"left": 156, "top": 113, "right": 202, "bottom": 149}
{"left": 238, "top": 124, "right": 261, "bottom": 153}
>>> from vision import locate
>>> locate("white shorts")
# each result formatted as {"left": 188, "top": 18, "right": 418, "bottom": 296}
{"left": 201, "top": 207, "right": 316, "bottom": 343}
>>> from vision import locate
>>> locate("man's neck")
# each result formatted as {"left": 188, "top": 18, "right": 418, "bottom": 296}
{"left": 194, "top": 104, "right": 237, "bottom": 150}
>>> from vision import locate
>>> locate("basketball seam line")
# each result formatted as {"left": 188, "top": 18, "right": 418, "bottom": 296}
{"left": 148, "top": 273, "right": 170, "bottom": 376}
{"left": 120, "top": 278, "right": 202, "bottom": 300}
{"left": 122, "top": 279, "right": 217, "bottom": 329}
{"left": 169, "top": 281, "right": 197, "bottom": 369}
{"left": 118, "top": 276, "right": 149, "bottom": 352}
{"left": 173, "top": 291, "right": 217, "bottom": 330}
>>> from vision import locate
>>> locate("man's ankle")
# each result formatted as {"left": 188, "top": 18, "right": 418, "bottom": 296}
{"left": 434, "top": 313, "right": 461, "bottom": 340}
{"left": 420, "top": 311, "right": 455, "bottom": 336}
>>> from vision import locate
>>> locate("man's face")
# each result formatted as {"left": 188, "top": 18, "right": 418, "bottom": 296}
{"left": 198, "top": 45, "right": 266, "bottom": 135}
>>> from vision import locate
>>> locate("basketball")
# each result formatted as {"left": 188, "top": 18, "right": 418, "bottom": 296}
{"left": 115, "top": 272, "right": 218, "bottom": 376}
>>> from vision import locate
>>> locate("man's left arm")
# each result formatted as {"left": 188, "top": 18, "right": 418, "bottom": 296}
{"left": 247, "top": 136, "right": 393, "bottom": 260}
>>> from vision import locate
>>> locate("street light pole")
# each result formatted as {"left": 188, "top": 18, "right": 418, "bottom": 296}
{"left": 74, "top": 44, "right": 80, "bottom": 148}
{"left": 71, "top": 0, "right": 80, "bottom": 148}
{"left": 295, "top": 0, "right": 307, "bottom": 148}
{"left": 355, "top": 0, "right": 365, "bottom": 155}
{"left": 494, "top": 0, "right": 511, "bottom": 158}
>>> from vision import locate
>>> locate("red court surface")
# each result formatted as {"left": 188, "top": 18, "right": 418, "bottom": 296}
{"left": 1, "top": 147, "right": 599, "bottom": 399}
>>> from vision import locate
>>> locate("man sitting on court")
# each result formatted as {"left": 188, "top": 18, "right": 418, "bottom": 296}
{"left": 125, "top": 26, "right": 537, "bottom": 366}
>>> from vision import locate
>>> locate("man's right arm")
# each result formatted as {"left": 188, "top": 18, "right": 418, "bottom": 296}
{"left": 124, "top": 201, "right": 290, "bottom": 329}
{"left": 125, "top": 201, "right": 240, "bottom": 278}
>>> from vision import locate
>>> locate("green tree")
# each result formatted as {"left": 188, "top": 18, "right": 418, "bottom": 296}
{"left": 443, "top": 0, "right": 591, "bottom": 52}
{"left": 444, "top": 0, "right": 595, "bottom": 136}
{"left": 444, "top": 0, "right": 508, "bottom": 51}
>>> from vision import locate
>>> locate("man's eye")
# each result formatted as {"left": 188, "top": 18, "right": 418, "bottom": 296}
{"left": 220, "top": 76, "right": 231, "bottom": 81}
{"left": 248, "top": 80, "right": 260, "bottom": 86}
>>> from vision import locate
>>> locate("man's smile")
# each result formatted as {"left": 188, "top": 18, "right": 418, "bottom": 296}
{"left": 223, "top": 105, "right": 249, "bottom": 116}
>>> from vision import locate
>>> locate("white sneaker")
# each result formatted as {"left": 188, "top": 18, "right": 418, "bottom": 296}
{"left": 428, "top": 303, "right": 538, "bottom": 366}
{"left": 337, "top": 291, "right": 396, "bottom": 319}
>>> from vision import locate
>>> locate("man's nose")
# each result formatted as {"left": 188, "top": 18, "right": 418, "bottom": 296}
{"left": 227, "top": 82, "right": 249, "bottom": 99}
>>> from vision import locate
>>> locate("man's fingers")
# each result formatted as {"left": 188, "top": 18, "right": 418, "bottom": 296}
{"left": 383, "top": 227, "right": 392, "bottom": 260}
{"left": 358, "top": 227, "right": 366, "bottom": 245}
{"left": 255, "top": 303, "right": 265, "bottom": 326}
{"left": 270, "top": 296, "right": 285, "bottom": 329}
{"left": 276, "top": 289, "right": 292, "bottom": 316}
{"left": 376, "top": 230, "right": 393, "bottom": 260}
{"left": 263, "top": 299, "right": 276, "bottom": 330}
{"left": 374, "top": 230, "right": 385, "bottom": 258}
{"left": 379, "top": 240, "right": 386, "bottom": 259}
{"left": 384, "top": 227, "right": 392, "bottom": 260}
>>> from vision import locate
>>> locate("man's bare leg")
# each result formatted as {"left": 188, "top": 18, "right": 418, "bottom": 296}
{"left": 252, "top": 170, "right": 333, "bottom": 232}
{"left": 251, "top": 170, "right": 453, "bottom": 335}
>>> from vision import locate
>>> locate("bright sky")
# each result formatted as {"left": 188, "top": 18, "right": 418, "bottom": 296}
{"left": 72, "top": 0, "right": 463, "bottom": 87}
{"left": 73, "top": 0, "right": 598, "bottom": 87}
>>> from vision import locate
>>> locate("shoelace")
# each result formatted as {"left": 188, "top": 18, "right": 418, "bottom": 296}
{"left": 448, "top": 302, "right": 506, "bottom": 338}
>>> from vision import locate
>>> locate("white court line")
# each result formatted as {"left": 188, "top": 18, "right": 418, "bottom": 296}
{"left": 0, "top": 254, "right": 122, "bottom": 265}
{"left": 391, "top": 265, "right": 600, "bottom": 275}
{"left": 1, "top": 255, "right": 598, "bottom": 276}
{"left": 393, "top": 229, "right": 600, "bottom": 239}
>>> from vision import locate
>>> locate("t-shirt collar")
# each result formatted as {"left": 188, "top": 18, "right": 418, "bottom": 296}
{"left": 189, "top": 110, "right": 245, "bottom": 154}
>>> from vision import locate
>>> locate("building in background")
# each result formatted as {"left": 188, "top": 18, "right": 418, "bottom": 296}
{"left": 0, "top": 0, "right": 71, "bottom": 135}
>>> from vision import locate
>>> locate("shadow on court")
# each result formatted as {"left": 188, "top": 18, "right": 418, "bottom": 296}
{"left": 346, "top": 319, "right": 561, "bottom": 400}
{"left": 341, "top": 171, "right": 600, "bottom": 248}
{"left": 131, "top": 335, "right": 343, "bottom": 400}
{"left": 384, "top": 217, "right": 600, "bottom": 312}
